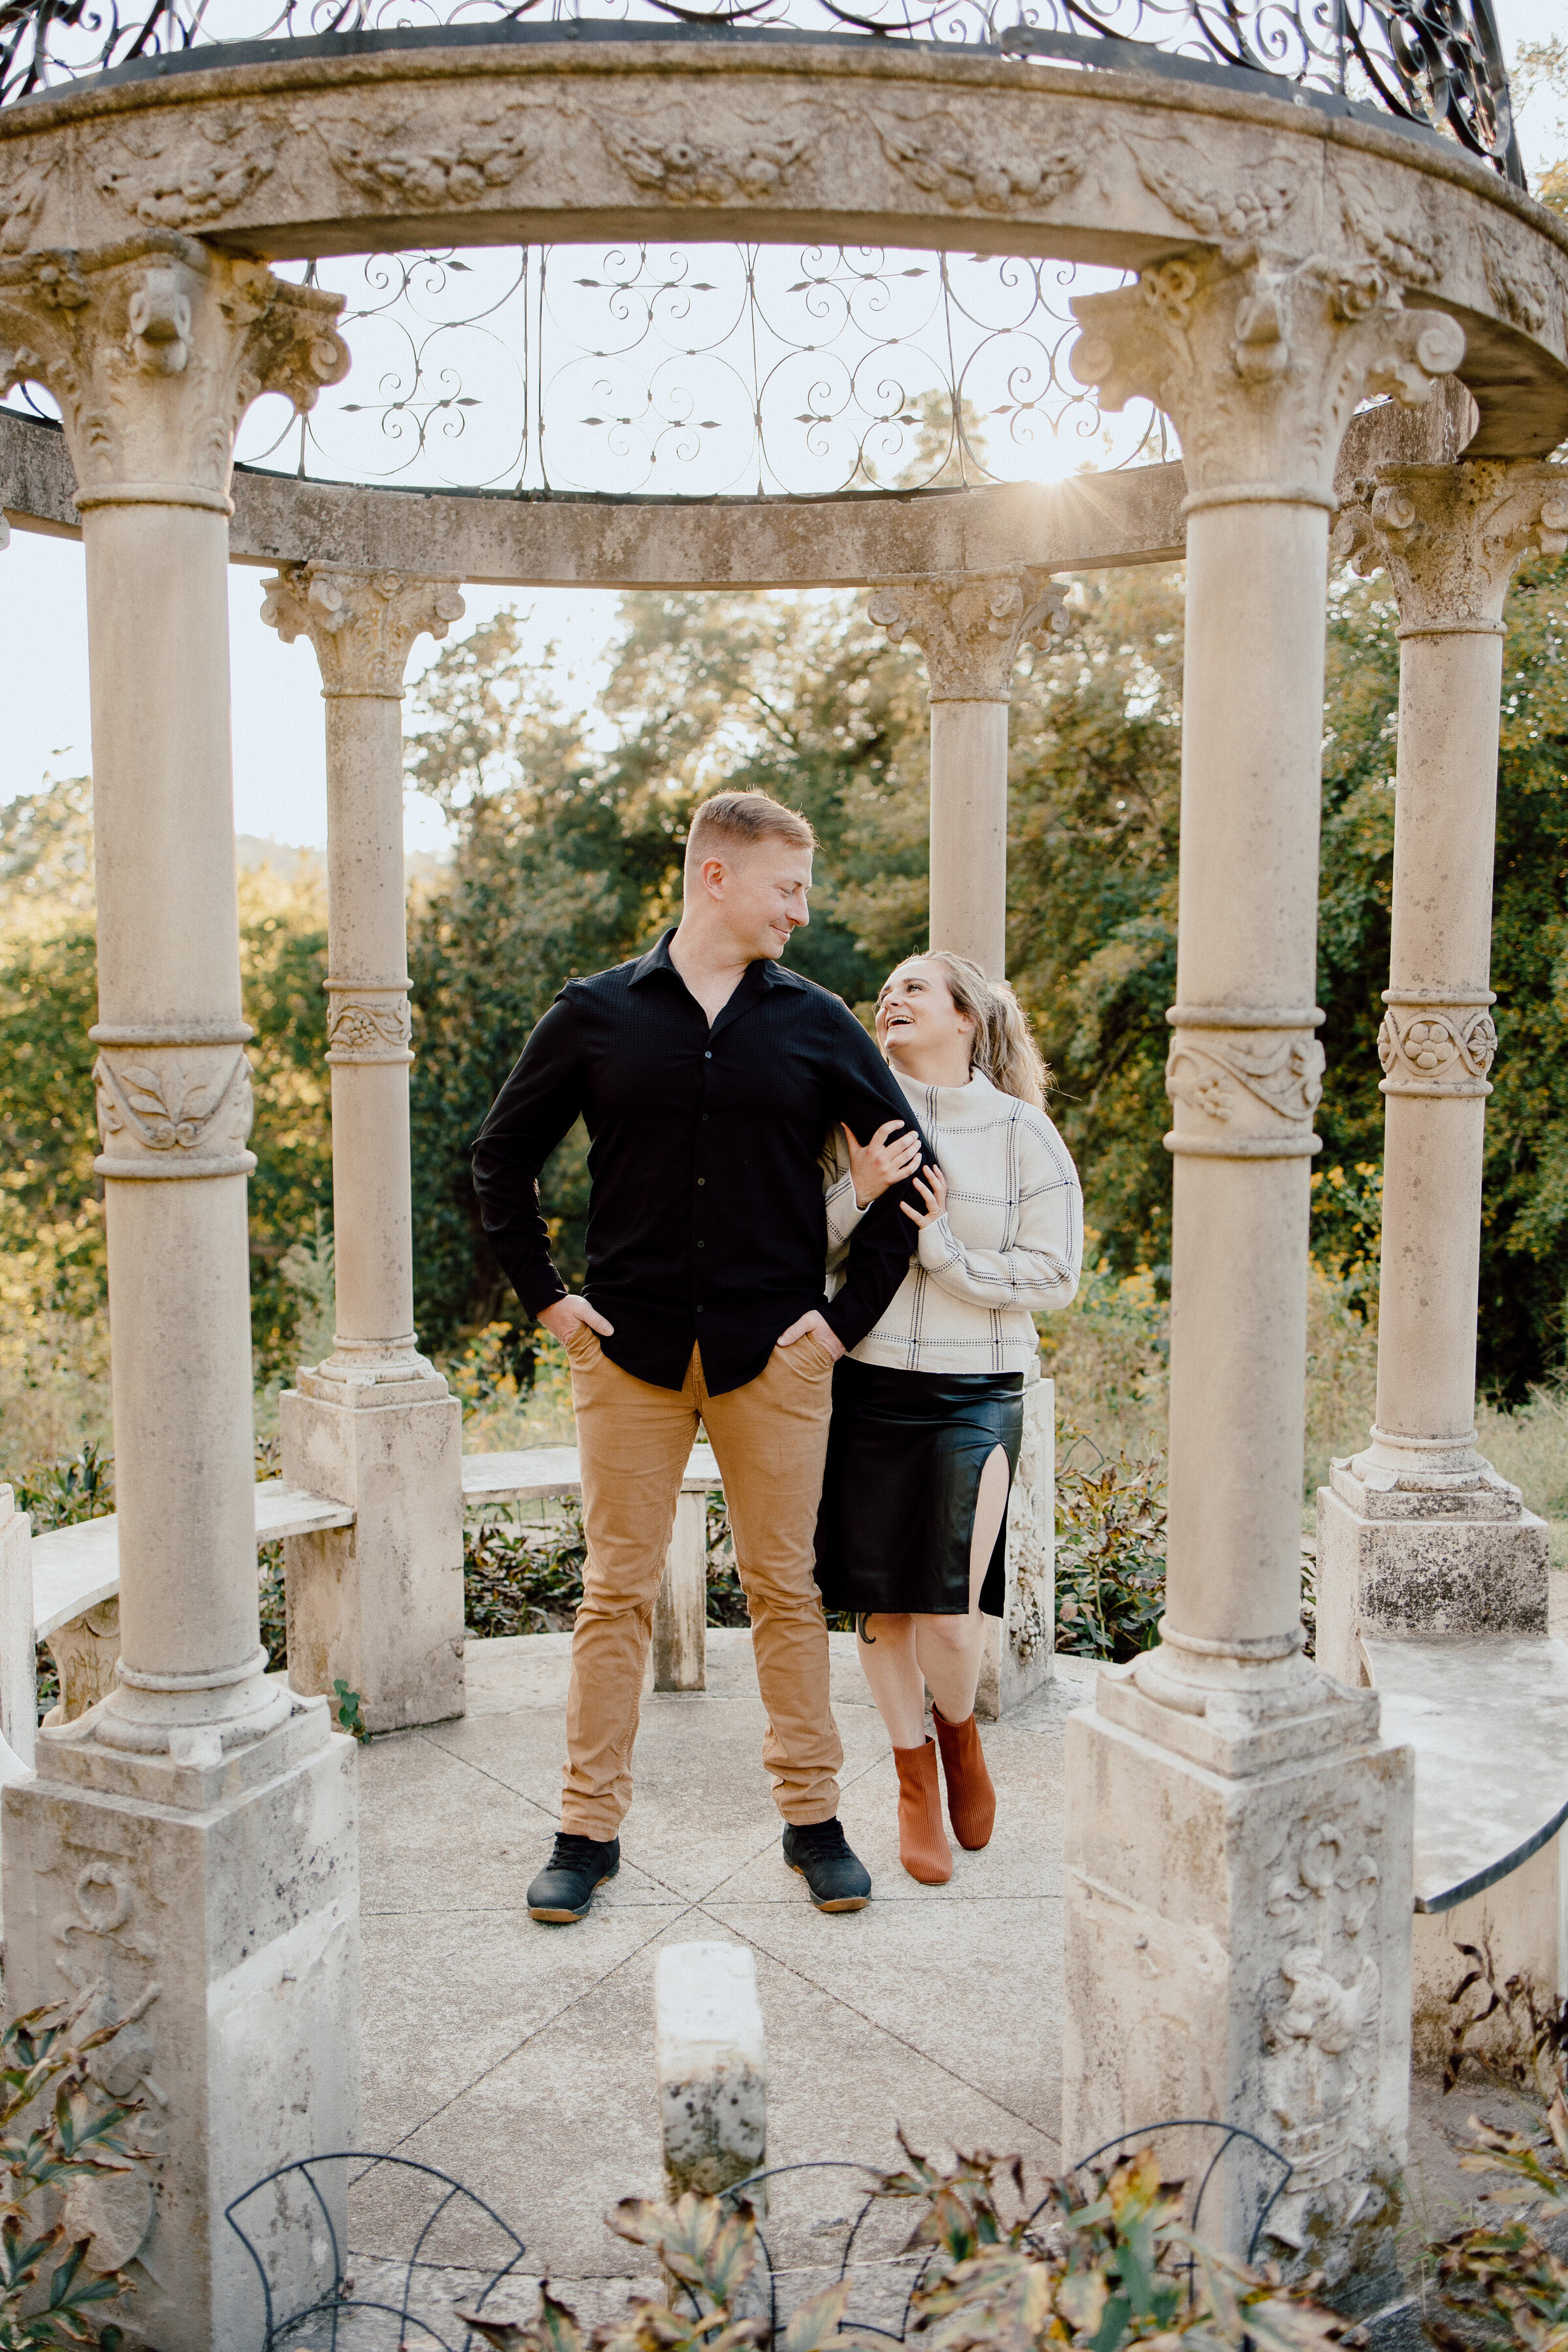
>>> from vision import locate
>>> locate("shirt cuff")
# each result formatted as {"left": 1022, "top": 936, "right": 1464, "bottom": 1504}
{"left": 915, "top": 1216, "right": 960, "bottom": 1272}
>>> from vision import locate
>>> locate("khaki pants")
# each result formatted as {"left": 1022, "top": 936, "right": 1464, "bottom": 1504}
{"left": 560, "top": 1327, "right": 842, "bottom": 1837}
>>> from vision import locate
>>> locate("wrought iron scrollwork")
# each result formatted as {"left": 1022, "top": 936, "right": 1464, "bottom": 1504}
{"left": 0, "top": 0, "right": 1523, "bottom": 188}
{"left": 218, "top": 242, "right": 1166, "bottom": 499}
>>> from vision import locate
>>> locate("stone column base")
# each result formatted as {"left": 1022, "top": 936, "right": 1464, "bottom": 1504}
{"left": 1062, "top": 1659, "right": 1413, "bottom": 2278}
{"left": 281, "top": 1374, "right": 464, "bottom": 1735}
{"left": 2, "top": 1693, "right": 359, "bottom": 2352}
{"left": 976, "top": 1377, "right": 1054, "bottom": 1720}
{"left": 1316, "top": 1458, "right": 1548, "bottom": 1688}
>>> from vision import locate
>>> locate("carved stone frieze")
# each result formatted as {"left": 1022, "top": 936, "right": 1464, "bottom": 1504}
{"left": 595, "top": 108, "right": 825, "bottom": 203}
{"left": 260, "top": 562, "right": 465, "bottom": 695}
{"left": 1070, "top": 248, "right": 1467, "bottom": 506}
{"left": 872, "top": 111, "right": 1083, "bottom": 213}
{"left": 1480, "top": 224, "right": 1550, "bottom": 338}
{"left": 1164, "top": 1009, "right": 1325, "bottom": 1158}
{"left": 1260, "top": 1800, "right": 1388, "bottom": 2257}
{"left": 326, "top": 987, "right": 415, "bottom": 1066}
{"left": 866, "top": 568, "right": 1068, "bottom": 699}
{"left": 1332, "top": 460, "right": 1568, "bottom": 634}
{"left": 1337, "top": 170, "right": 1445, "bottom": 290}
{"left": 93, "top": 1046, "right": 255, "bottom": 1177}
{"left": 319, "top": 107, "right": 534, "bottom": 207}
{"left": 0, "top": 236, "right": 346, "bottom": 500}
{"left": 94, "top": 115, "right": 278, "bottom": 231}
{"left": 44, "top": 1598, "right": 120, "bottom": 1725}
{"left": 0, "top": 152, "right": 56, "bottom": 257}
{"left": 1377, "top": 997, "right": 1497, "bottom": 1097}
{"left": 1131, "top": 134, "right": 1299, "bottom": 245}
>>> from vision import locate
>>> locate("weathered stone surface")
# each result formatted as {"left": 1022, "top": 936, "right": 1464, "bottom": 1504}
{"left": 976, "top": 1378, "right": 1054, "bottom": 1722}
{"left": 282, "top": 1386, "right": 465, "bottom": 1735}
{"left": 0, "top": 1484, "right": 35, "bottom": 1769}
{"left": 1317, "top": 1474, "right": 1548, "bottom": 1687}
{"left": 655, "top": 1942, "right": 767, "bottom": 2199}
{"left": 3, "top": 1699, "right": 359, "bottom": 2352}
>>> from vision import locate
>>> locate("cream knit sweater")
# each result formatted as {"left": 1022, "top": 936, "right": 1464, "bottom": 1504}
{"left": 825, "top": 1070, "right": 1083, "bottom": 1375}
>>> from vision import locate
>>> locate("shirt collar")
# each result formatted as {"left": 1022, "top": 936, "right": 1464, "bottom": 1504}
{"left": 628, "top": 928, "right": 809, "bottom": 994}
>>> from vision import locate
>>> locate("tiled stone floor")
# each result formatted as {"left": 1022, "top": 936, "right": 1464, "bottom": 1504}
{"left": 344, "top": 1631, "right": 1512, "bottom": 2345}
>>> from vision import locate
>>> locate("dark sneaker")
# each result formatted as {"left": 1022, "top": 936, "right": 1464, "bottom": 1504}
{"left": 782, "top": 1818, "right": 871, "bottom": 1912}
{"left": 527, "top": 1833, "right": 620, "bottom": 1923}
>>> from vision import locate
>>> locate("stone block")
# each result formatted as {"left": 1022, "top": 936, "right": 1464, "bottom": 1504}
{"left": 977, "top": 1378, "right": 1054, "bottom": 1721}
{"left": 281, "top": 1382, "right": 464, "bottom": 1735}
{"left": 655, "top": 1942, "right": 766, "bottom": 2202}
{"left": 1316, "top": 1465, "right": 1548, "bottom": 1688}
{"left": 1063, "top": 1667, "right": 1413, "bottom": 2276}
{"left": 653, "top": 1493, "right": 708, "bottom": 1695}
{"left": 0, "top": 1485, "right": 37, "bottom": 1769}
{"left": 2, "top": 1695, "right": 359, "bottom": 2352}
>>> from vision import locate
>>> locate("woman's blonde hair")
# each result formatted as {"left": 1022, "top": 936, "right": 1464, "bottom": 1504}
{"left": 880, "top": 953, "right": 1053, "bottom": 1108}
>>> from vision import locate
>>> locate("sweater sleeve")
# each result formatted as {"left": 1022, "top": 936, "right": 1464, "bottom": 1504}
{"left": 824, "top": 1171, "right": 868, "bottom": 1274}
{"left": 915, "top": 1115, "right": 1083, "bottom": 1312}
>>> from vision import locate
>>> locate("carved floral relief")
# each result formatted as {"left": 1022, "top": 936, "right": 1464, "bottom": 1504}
{"left": 871, "top": 111, "right": 1083, "bottom": 214}
{"left": 1337, "top": 170, "right": 1445, "bottom": 290}
{"left": 1130, "top": 135, "right": 1299, "bottom": 246}
{"left": 93, "top": 1049, "right": 255, "bottom": 1164}
{"left": 94, "top": 116, "right": 279, "bottom": 232}
{"left": 594, "top": 109, "right": 826, "bottom": 204}
{"left": 0, "top": 150, "right": 56, "bottom": 256}
{"left": 1377, "top": 1003, "right": 1497, "bottom": 1094}
{"left": 327, "top": 992, "right": 414, "bottom": 1062}
{"left": 1165, "top": 1032, "right": 1325, "bottom": 1130}
{"left": 867, "top": 570, "right": 1069, "bottom": 700}
{"left": 319, "top": 108, "right": 535, "bottom": 208}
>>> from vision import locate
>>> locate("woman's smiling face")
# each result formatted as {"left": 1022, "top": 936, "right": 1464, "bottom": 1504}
{"left": 875, "top": 958, "right": 975, "bottom": 1071}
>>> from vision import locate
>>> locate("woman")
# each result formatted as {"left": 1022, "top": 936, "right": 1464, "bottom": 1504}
{"left": 817, "top": 953, "right": 1083, "bottom": 1885}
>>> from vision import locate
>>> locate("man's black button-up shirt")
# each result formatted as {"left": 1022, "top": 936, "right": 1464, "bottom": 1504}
{"left": 470, "top": 931, "right": 928, "bottom": 1396}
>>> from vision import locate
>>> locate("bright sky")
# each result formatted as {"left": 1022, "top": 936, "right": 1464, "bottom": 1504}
{"left": 1, "top": 0, "right": 1561, "bottom": 855}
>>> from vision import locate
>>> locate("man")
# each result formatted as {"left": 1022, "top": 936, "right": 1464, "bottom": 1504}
{"left": 472, "top": 790, "right": 927, "bottom": 1922}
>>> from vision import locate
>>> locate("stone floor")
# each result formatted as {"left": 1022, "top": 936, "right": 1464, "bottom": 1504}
{"left": 339, "top": 1630, "right": 1522, "bottom": 2348}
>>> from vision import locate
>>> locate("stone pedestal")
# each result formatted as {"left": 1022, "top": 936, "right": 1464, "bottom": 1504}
{"left": 868, "top": 570, "right": 1068, "bottom": 978}
{"left": 1064, "top": 247, "right": 1464, "bottom": 2258}
{"left": 976, "top": 1376, "right": 1054, "bottom": 1720}
{"left": 3, "top": 1699, "right": 359, "bottom": 2350}
{"left": 655, "top": 1942, "right": 767, "bottom": 2201}
{"left": 0, "top": 234, "right": 355, "bottom": 2350}
{"left": 1065, "top": 1667, "right": 1413, "bottom": 2266}
{"left": 281, "top": 1382, "right": 464, "bottom": 1732}
{"left": 261, "top": 565, "right": 467, "bottom": 1733}
{"left": 1317, "top": 1459, "right": 1547, "bottom": 1688}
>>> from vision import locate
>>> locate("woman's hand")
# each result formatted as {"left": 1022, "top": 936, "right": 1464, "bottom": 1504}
{"left": 842, "top": 1119, "right": 923, "bottom": 1208}
{"left": 900, "top": 1164, "right": 949, "bottom": 1230}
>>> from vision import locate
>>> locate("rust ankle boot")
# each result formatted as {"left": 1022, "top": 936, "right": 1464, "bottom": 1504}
{"left": 892, "top": 1740, "right": 953, "bottom": 1884}
{"left": 932, "top": 1706, "right": 996, "bottom": 1850}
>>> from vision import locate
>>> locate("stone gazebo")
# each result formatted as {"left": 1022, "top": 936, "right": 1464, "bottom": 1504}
{"left": 0, "top": 0, "right": 1565, "bottom": 2337}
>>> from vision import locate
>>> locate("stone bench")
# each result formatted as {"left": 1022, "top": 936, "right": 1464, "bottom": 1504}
{"left": 1365, "top": 1633, "right": 1568, "bottom": 2065}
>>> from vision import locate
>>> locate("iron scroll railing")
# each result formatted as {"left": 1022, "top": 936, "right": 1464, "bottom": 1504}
{"left": 0, "top": 0, "right": 1524, "bottom": 189}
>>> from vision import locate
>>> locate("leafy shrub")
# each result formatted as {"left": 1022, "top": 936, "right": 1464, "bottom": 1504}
{"left": 465, "top": 1505, "right": 588, "bottom": 1638}
{"left": 457, "top": 2140, "right": 1348, "bottom": 2352}
{"left": 12, "top": 1446, "right": 112, "bottom": 1535}
{"left": 0, "top": 1987, "right": 150, "bottom": 2349}
{"left": 1054, "top": 1446, "right": 1168, "bottom": 1661}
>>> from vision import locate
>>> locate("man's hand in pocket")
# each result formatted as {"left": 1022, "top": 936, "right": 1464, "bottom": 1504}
{"left": 538, "top": 1296, "right": 615, "bottom": 1345}
{"left": 775, "top": 1309, "right": 845, "bottom": 1360}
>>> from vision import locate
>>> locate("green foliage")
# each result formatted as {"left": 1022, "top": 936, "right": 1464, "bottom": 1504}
{"left": 459, "top": 2146, "right": 1348, "bottom": 2352}
{"left": 331, "top": 1681, "right": 367, "bottom": 1742}
{"left": 464, "top": 1505, "right": 587, "bottom": 1637}
{"left": 12, "top": 1446, "right": 112, "bottom": 1535}
{"left": 1053, "top": 1449, "right": 1168, "bottom": 1662}
{"left": 0, "top": 1987, "right": 150, "bottom": 2349}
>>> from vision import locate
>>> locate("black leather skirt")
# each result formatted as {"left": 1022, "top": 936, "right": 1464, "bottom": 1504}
{"left": 813, "top": 1361, "right": 1024, "bottom": 1618}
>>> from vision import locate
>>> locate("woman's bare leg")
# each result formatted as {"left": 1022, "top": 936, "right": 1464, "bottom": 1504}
{"left": 913, "top": 1446, "right": 1011, "bottom": 1724}
{"left": 854, "top": 1612, "right": 927, "bottom": 1748}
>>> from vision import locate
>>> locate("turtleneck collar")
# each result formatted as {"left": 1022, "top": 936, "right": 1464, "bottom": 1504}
{"left": 892, "top": 1066, "right": 996, "bottom": 1118}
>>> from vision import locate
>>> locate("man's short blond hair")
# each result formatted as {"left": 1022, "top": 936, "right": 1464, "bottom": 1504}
{"left": 685, "top": 791, "right": 816, "bottom": 872}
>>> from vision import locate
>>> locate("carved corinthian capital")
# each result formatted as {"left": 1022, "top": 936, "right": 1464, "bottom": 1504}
{"left": 866, "top": 569, "right": 1068, "bottom": 700}
{"left": 259, "top": 562, "right": 466, "bottom": 696}
{"left": 1070, "top": 248, "right": 1466, "bottom": 509}
{"left": 1332, "top": 461, "right": 1568, "bottom": 636}
{"left": 0, "top": 234, "right": 347, "bottom": 506}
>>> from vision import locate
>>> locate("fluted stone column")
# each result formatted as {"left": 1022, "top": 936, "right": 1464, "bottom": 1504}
{"left": 1064, "top": 251, "right": 1465, "bottom": 2266}
{"left": 260, "top": 564, "right": 466, "bottom": 1733}
{"left": 1317, "top": 465, "right": 1567, "bottom": 1675}
{"left": 867, "top": 570, "right": 1068, "bottom": 977}
{"left": 0, "top": 237, "right": 359, "bottom": 2350}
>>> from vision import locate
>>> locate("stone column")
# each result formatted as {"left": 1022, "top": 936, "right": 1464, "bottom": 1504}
{"left": 1317, "top": 465, "right": 1567, "bottom": 1678}
{"left": 1062, "top": 251, "right": 1464, "bottom": 2267}
{"left": 0, "top": 236, "right": 359, "bottom": 2351}
{"left": 867, "top": 570, "right": 1068, "bottom": 977}
{"left": 259, "top": 564, "right": 467, "bottom": 1734}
